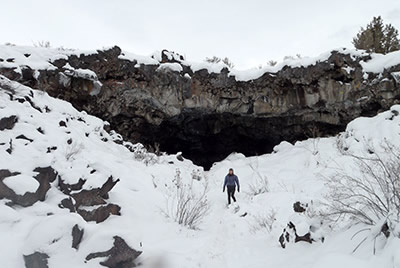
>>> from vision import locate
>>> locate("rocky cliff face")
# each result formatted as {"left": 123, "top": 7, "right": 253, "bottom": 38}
{"left": 1, "top": 46, "right": 400, "bottom": 168}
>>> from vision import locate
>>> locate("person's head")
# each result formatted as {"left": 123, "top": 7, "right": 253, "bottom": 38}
{"left": 229, "top": 168, "right": 234, "bottom": 175}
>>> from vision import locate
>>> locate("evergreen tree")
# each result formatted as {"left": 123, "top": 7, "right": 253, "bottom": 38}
{"left": 353, "top": 16, "right": 400, "bottom": 54}
{"left": 383, "top": 24, "right": 400, "bottom": 53}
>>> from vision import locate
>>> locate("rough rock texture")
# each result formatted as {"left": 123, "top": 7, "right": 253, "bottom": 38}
{"left": 59, "top": 197, "right": 75, "bottom": 212}
{"left": 2, "top": 47, "right": 400, "bottom": 168}
{"left": 71, "top": 176, "right": 119, "bottom": 207}
{"left": 279, "top": 221, "right": 313, "bottom": 248}
{"left": 77, "top": 204, "right": 121, "bottom": 223}
{"left": 86, "top": 236, "right": 142, "bottom": 268}
{"left": 381, "top": 222, "right": 390, "bottom": 238}
{"left": 0, "top": 115, "right": 18, "bottom": 131}
{"left": 0, "top": 167, "right": 58, "bottom": 207}
{"left": 293, "top": 201, "right": 307, "bottom": 213}
{"left": 72, "top": 224, "right": 84, "bottom": 250}
{"left": 23, "top": 252, "right": 49, "bottom": 268}
{"left": 59, "top": 176, "right": 121, "bottom": 223}
{"left": 59, "top": 178, "right": 87, "bottom": 195}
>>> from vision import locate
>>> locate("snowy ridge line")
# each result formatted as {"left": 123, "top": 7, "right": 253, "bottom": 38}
{"left": 1, "top": 44, "right": 400, "bottom": 82}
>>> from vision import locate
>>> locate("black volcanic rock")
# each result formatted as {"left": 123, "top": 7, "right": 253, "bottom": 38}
{"left": 72, "top": 224, "right": 84, "bottom": 250}
{"left": 77, "top": 204, "right": 121, "bottom": 223}
{"left": 86, "top": 236, "right": 142, "bottom": 268}
{"left": 0, "top": 115, "right": 18, "bottom": 131}
{"left": 293, "top": 201, "right": 307, "bottom": 213}
{"left": 58, "top": 176, "right": 121, "bottom": 223}
{"left": 2, "top": 47, "right": 400, "bottom": 168}
{"left": 59, "top": 178, "right": 86, "bottom": 195}
{"left": 23, "top": 252, "right": 49, "bottom": 268}
{"left": 71, "top": 176, "right": 119, "bottom": 208}
{"left": 0, "top": 167, "right": 58, "bottom": 207}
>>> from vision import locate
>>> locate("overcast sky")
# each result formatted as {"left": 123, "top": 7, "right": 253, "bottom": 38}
{"left": 1, "top": 0, "right": 400, "bottom": 69}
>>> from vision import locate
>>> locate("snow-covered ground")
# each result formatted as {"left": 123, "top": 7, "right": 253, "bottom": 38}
{"left": 1, "top": 74, "right": 400, "bottom": 268}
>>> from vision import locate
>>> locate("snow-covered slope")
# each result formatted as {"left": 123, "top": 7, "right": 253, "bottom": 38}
{"left": 1, "top": 75, "right": 400, "bottom": 268}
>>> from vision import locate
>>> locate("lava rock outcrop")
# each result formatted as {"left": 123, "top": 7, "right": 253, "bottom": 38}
{"left": 2, "top": 47, "right": 400, "bottom": 168}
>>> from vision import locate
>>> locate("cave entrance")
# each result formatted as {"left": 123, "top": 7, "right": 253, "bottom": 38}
{"left": 151, "top": 111, "right": 309, "bottom": 170}
{"left": 161, "top": 129, "right": 276, "bottom": 170}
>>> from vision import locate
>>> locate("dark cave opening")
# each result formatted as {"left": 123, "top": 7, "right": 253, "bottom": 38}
{"left": 144, "top": 111, "right": 345, "bottom": 170}
{"left": 161, "top": 130, "right": 278, "bottom": 170}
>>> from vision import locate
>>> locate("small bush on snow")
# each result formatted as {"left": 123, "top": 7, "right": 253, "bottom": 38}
{"left": 33, "top": 40, "right": 51, "bottom": 48}
{"left": 249, "top": 209, "right": 277, "bottom": 234}
{"left": 248, "top": 175, "right": 270, "bottom": 196}
{"left": 247, "top": 157, "right": 270, "bottom": 196}
{"left": 164, "top": 169, "right": 210, "bottom": 229}
{"left": 323, "top": 142, "right": 400, "bottom": 239}
{"left": 65, "top": 141, "right": 83, "bottom": 161}
{"left": 125, "top": 143, "right": 158, "bottom": 166}
{"left": 191, "top": 169, "right": 202, "bottom": 181}
{"left": 205, "top": 56, "right": 235, "bottom": 69}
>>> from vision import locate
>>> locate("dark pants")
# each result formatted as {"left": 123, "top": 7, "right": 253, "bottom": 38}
{"left": 227, "top": 186, "right": 236, "bottom": 205}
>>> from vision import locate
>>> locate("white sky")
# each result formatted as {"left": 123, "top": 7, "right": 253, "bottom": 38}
{"left": 1, "top": 0, "right": 400, "bottom": 69}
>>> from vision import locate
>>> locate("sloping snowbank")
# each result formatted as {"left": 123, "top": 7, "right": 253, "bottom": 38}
{"left": 1, "top": 75, "right": 400, "bottom": 267}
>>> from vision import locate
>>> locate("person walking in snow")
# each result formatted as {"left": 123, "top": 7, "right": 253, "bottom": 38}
{"left": 223, "top": 168, "right": 240, "bottom": 205}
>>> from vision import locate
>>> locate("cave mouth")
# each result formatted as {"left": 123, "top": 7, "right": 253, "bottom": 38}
{"left": 142, "top": 111, "right": 343, "bottom": 171}
{"left": 162, "top": 131, "right": 278, "bottom": 170}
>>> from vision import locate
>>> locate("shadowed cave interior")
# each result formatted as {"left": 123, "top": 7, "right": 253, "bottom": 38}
{"left": 139, "top": 111, "right": 345, "bottom": 170}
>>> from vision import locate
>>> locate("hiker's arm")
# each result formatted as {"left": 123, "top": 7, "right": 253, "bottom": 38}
{"left": 236, "top": 176, "right": 240, "bottom": 191}
{"left": 223, "top": 176, "right": 227, "bottom": 192}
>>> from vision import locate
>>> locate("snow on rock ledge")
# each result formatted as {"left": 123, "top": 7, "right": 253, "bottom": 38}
{"left": 1, "top": 44, "right": 400, "bottom": 82}
{"left": 2, "top": 45, "right": 400, "bottom": 169}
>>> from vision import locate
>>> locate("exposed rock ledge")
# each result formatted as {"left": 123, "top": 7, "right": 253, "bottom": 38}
{"left": 1, "top": 46, "right": 400, "bottom": 168}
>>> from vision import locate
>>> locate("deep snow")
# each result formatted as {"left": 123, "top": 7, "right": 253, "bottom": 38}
{"left": 1, "top": 74, "right": 400, "bottom": 268}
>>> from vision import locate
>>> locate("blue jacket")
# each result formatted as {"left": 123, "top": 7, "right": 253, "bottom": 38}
{"left": 223, "top": 174, "right": 240, "bottom": 190}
